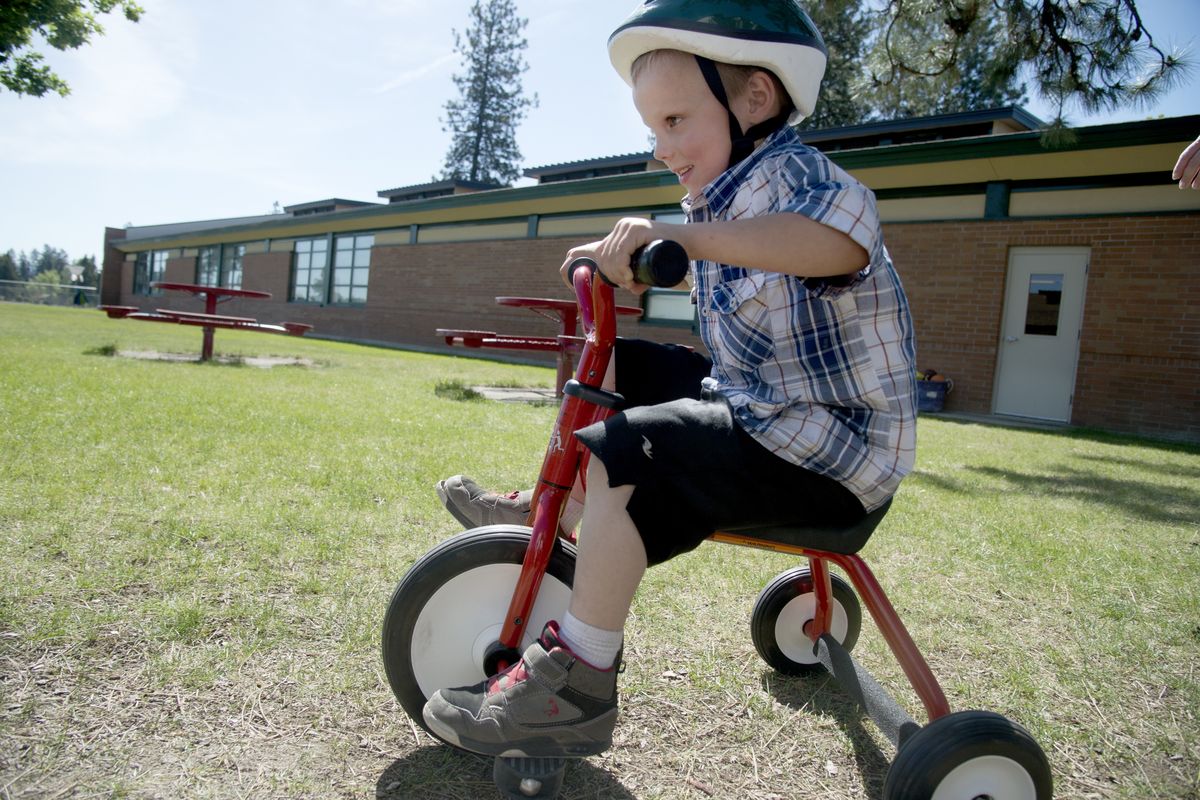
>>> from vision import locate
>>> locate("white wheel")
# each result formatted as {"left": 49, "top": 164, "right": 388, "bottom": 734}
{"left": 884, "top": 710, "right": 1052, "bottom": 799}
{"left": 933, "top": 755, "right": 1036, "bottom": 799}
{"left": 751, "top": 567, "right": 861, "bottom": 674}
{"left": 382, "top": 526, "right": 576, "bottom": 736}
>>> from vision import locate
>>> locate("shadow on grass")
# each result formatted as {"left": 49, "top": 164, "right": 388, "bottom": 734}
{"left": 934, "top": 416, "right": 1200, "bottom": 456}
{"left": 377, "top": 745, "right": 637, "bottom": 800}
{"left": 915, "top": 464, "right": 1199, "bottom": 526}
{"left": 764, "top": 673, "right": 892, "bottom": 800}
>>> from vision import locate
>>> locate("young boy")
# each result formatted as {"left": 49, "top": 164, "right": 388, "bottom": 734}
{"left": 423, "top": 0, "right": 916, "bottom": 759}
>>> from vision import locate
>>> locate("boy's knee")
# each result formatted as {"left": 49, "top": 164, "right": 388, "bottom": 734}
{"left": 585, "top": 456, "right": 634, "bottom": 504}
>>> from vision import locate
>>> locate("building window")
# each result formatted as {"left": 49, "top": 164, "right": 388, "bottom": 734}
{"left": 196, "top": 246, "right": 220, "bottom": 286}
{"left": 331, "top": 233, "right": 372, "bottom": 304}
{"left": 641, "top": 211, "right": 694, "bottom": 326}
{"left": 133, "top": 250, "right": 168, "bottom": 295}
{"left": 290, "top": 234, "right": 372, "bottom": 305}
{"left": 222, "top": 244, "right": 245, "bottom": 289}
{"left": 642, "top": 288, "right": 696, "bottom": 326}
{"left": 196, "top": 244, "right": 246, "bottom": 289}
{"left": 291, "top": 238, "right": 329, "bottom": 303}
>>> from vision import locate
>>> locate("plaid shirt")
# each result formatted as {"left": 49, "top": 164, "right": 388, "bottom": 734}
{"left": 682, "top": 126, "right": 917, "bottom": 511}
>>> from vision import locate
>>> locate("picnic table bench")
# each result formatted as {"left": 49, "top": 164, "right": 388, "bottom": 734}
{"left": 438, "top": 296, "right": 642, "bottom": 396}
{"left": 100, "top": 282, "right": 312, "bottom": 361}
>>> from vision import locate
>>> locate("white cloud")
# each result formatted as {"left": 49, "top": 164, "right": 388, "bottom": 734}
{"left": 367, "top": 52, "right": 457, "bottom": 95}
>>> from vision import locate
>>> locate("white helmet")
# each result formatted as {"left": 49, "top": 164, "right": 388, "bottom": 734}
{"left": 608, "top": 0, "right": 828, "bottom": 125}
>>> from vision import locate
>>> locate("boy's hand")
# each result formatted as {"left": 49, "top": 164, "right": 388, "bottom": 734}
{"left": 559, "top": 217, "right": 670, "bottom": 295}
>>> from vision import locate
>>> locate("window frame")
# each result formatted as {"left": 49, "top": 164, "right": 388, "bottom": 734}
{"left": 289, "top": 233, "right": 372, "bottom": 306}
{"left": 133, "top": 250, "right": 168, "bottom": 296}
{"left": 196, "top": 245, "right": 220, "bottom": 286}
{"left": 289, "top": 236, "right": 330, "bottom": 304}
{"left": 195, "top": 243, "right": 247, "bottom": 289}
{"left": 639, "top": 211, "right": 696, "bottom": 328}
{"left": 329, "top": 233, "right": 373, "bottom": 306}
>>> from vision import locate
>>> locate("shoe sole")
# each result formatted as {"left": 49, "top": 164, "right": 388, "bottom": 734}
{"left": 423, "top": 705, "right": 615, "bottom": 759}
{"left": 435, "top": 480, "right": 480, "bottom": 530}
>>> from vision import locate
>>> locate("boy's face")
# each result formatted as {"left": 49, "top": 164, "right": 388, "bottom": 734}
{"left": 633, "top": 52, "right": 735, "bottom": 200}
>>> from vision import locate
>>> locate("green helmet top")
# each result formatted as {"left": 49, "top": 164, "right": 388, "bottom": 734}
{"left": 608, "top": 0, "right": 827, "bottom": 123}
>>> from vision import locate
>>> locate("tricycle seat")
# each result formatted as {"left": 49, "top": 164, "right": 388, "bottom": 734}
{"left": 720, "top": 498, "right": 892, "bottom": 555}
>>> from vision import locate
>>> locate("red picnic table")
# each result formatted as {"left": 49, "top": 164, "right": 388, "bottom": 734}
{"left": 100, "top": 281, "right": 312, "bottom": 361}
{"left": 438, "top": 296, "right": 643, "bottom": 396}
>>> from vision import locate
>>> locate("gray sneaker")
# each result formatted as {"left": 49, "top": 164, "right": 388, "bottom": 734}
{"left": 435, "top": 475, "right": 532, "bottom": 528}
{"left": 422, "top": 621, "right": 619, "bottom": 758}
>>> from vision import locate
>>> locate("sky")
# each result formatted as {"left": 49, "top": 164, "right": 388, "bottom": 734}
{"left": 1, "top": 0, "right": 1197, "bottom": 263}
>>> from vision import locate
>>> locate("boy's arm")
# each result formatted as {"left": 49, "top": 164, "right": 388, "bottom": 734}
{"left": 669, "top": 214, "right": 867, "bottom": 279}
{"left": 563, "top": 214, "right": 866, "bottom": 293}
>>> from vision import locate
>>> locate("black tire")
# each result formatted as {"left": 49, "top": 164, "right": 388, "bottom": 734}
{"left": 751, "top": 566, "right": 861, "bottom": 675}
{"left": 884, "top": 710, "right": 1053, "bottom": 800}
{"left": 382, "top": 526, "right": 577, "bottom": 734}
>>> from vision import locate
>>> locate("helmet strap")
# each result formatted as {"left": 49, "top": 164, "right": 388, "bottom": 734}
{"left": 694, "top": 55, "right": 791, "bottom": 170}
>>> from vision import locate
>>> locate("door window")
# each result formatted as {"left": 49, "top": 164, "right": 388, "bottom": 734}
{"left": 1024, "top": 273, "right": 1063, "bottom": 336}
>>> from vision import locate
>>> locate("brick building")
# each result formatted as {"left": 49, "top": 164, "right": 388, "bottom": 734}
{"left": 100, "top": 109, "right": 1200, "bottom": 442}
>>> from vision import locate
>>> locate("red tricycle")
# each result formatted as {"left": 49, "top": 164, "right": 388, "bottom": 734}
{"left": 382, "top": 241, "right": 1052, "bottom": 799}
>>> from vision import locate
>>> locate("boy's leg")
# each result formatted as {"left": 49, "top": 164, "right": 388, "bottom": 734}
{"left": 434, "top": 352, "right": 620, "bottom": 530}
{"left": 421, "top": 463, "right": 638, "bottom": 758}
{"left": 566, "top": 457, "right": 644, "bottom": 633}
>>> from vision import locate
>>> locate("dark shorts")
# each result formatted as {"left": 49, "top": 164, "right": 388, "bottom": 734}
{"left": 575, "top": 339, "right": 866, "bottom": 566}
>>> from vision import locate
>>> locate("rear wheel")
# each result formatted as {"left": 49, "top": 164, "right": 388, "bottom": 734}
{"left": 751, "top": 566, "right": 861, "bottom": 675}
{"left": 381, "top": 526, "right": 576, "bottom": 735}
{"left": 884, "top": 710, "right": 1053, "bottom": 799}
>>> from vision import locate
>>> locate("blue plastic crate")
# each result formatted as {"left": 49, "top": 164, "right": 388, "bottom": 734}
{"left": 917, "top": 380, "right": 947, "bottom": 412}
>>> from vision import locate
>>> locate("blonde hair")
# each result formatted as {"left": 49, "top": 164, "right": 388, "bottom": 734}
{"left": 631, "top": 48, "right": 792, "bottom": 114}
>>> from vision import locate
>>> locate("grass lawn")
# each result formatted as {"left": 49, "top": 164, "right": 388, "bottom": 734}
{"left": 1, "top": 303, "right": 1197, "bottom": 799}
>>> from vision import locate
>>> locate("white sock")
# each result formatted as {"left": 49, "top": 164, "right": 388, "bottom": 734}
{"left": 560, "top": 497, "right": 585, "bottom": 532}
{"left": 559, "top": 610, "right": 623, "bottom": 669}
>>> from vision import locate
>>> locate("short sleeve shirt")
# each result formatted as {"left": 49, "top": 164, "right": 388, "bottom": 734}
{"left": 681, "top": 126, "right": 917, "bottom": 511}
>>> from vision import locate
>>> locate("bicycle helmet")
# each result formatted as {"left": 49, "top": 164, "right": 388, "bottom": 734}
{"left": 609, "top": 0, "right": 827, "bottom": 166}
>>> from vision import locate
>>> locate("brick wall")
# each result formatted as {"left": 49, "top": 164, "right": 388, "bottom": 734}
{"left": 107, "top": 212, "right": 1200, "bottom": 442}
{"left": 100, "top": 228, "right": 126, "bottom": 306}
{"left": 209, "top": 237, "right": 705, "bottom": 354}
{"left": 888, "top": 214, "right": 1199, "bottom": 441}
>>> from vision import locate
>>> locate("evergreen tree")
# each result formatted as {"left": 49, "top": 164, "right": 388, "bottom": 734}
{"left": 800, "top": 0, "right": 872, "bottom": 130}
{"left": 16, "top": 251, "right": 33, "bottom": 280}
{"left": 33, "top": 245, "right": 70, "bottom": 276}
{"left": 0, "top": 250, "right": 17, "bottom": 282}
{"left": 78, "top": 255, "right": 99, "bottom": 287}
{"left": 862, "top": 1, "right": 1026, "bottom": 118}
{"left": 868, "top": 0, "right": 1185, "bottom": 131}
{"left": 440, "top": 0, "right": 537, "bottom": 185}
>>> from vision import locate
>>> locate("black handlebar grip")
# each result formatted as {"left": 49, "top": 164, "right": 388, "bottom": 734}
{"left": 632, "top": 239, "right": 689, "bottom": 287}
{"left": 567, "top": 240, "right": 689, "bottom": 288}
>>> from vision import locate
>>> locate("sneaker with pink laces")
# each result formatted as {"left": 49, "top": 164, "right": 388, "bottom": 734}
{"left": 422, "top": 621, "right": 619, "bottom": 758}
{"left": 435, "top": 475, "right": 533, "bottom": 529}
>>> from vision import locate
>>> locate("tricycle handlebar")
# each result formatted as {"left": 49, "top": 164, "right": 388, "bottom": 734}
{"left": 567, "top": 239, "right": 689, "bottom": 289}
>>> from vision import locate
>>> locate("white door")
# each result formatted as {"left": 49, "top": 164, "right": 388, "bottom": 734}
{"left": 993, "top": 248, "right": 1089, "bottom": 422}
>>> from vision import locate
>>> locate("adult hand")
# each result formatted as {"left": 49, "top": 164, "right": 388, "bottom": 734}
{"left": 1172, "top": 135, "right": 1200, "bottom": 190}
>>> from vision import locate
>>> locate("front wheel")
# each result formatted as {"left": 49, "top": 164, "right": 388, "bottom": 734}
{"left": 884, "top": 710, "right": 1053, "bottom": 799}
{"left": 381, "top": 526, "right": 577, "bottom": 734}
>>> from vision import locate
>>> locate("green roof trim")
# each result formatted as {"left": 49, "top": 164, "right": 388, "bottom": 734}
{"left": 824, "top": 115, "right": 1199, "bottom": 171}
{"left": 115, "top": 170, "right": 684, "bottom": 250}
{"left": 112, "top": 114, "right": 1198, "bottom": 251}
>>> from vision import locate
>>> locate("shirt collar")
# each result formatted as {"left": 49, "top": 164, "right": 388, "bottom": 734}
{"left": 684, "top": 126, "right": 800, "bottom": 218}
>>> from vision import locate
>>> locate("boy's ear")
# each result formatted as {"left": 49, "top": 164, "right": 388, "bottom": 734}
{"left": 744, "top": 70, "right": 781, "bottom": 124}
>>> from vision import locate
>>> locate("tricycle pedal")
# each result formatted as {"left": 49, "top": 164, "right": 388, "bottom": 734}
{"left": 493, "top": 756, "right": 567, "bottom": 799}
